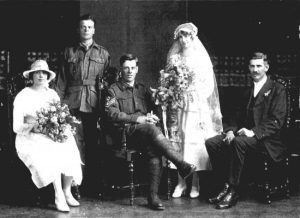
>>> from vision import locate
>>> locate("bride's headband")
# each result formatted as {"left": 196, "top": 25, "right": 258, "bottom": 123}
{"left": 174, "top": 22, "right": 198, "bottom": 40}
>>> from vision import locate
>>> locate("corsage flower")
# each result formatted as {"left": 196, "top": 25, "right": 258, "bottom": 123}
{"left": 264, "top": 90, "right": 271, "bottom": 97}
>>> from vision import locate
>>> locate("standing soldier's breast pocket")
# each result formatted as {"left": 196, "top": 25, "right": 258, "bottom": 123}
{"left": 89, "top": 56, "right": 105, "bottom": 77}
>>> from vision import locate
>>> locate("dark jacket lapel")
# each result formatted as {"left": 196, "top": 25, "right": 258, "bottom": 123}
{"left": 254, "top": 77, "right": 273, "bottom": 106}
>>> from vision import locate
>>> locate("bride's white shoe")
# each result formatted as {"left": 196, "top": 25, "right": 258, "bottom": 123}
{"left": 189, "top": 172, "right": 200, "bottom": 198}
{"left": 189, "top": 186, "right": 200, "bottom": 199}
{"left": 63, "top": 191, "right": 80, "bottom": 207}
{"left": 65, "top": 195, "right": 80, "bottom": 207}
{"left": 55, "top": 197, "right": 70, "bottom": 212}
{"left": 172, "top": 184, "right": 187, "bottom": 198}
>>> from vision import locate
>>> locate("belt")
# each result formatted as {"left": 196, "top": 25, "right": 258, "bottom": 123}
{"left": 69, "top": 79, "right": 96, "bottom": 86}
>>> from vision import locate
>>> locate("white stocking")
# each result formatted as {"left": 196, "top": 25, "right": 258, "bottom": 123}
{"left": 62, "top": 176, "right": 80, "bottom": 207}
{"left": 53, "top": 176, "right": 70, "bottom": 212}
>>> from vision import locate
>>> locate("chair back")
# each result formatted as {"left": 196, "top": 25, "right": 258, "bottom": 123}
{"left": 271, "top": 75, "right": 292, "bottom": 128}
{"left": 271, "top": 75, "right": 293, "bottom": 156}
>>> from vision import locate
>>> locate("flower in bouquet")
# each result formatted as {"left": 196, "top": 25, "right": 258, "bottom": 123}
{"left": 35, "top": 100, "right": 81, "bottom": 143}
{"left": 152, "top": 56, "right": 195, "bottom": 110}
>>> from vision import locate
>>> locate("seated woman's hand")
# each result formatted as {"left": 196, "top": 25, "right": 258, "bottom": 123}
{"left": 31, "top": 123, "right": 40, "bottom": 133}
{"left": 24, "top": 115, "right": 39, "bottom": 132}
{"left": 24, "top": 115, "right": 37, "bottom": 124}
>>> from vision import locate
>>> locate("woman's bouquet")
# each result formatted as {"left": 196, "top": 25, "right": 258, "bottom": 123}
{"left": 35, "top": 100, "right": 81, "bottom": 143}
{"left": 152, "top": 57, "right": 195, "bottom": 110}
{"left": 151, "top": 56, "right": 195, "bottom": 154}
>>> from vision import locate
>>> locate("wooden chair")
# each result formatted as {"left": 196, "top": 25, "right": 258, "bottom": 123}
{"left": 99, "top": 120, "right": 173, "bottom": 205}
{"left": 255, "top": 154, "right": 289, "bottom": 204}
{"left": 254, "top": 76, "right": 291, "bottom": 203}
{"left": 286, "top": 79, "right": 300, "bottom": 194}
{"left": 100, "top": 122, "right": 145, "bottom": 205}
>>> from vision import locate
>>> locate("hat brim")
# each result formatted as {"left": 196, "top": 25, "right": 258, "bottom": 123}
{"left": 23, "top": 69, "right": 56, "bottom": 81}
{"left": 178, "top": 27, "right": 193, "bottom": 34}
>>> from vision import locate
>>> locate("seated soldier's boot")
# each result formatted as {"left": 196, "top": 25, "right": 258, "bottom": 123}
{"left": 148, "top": 193, "right": 165, "bottom": 211}
{"left": 153, "top": 134, "right": 196, "bottom": 179}
{"left": 147, "top": 157, "right": 165, "bottom": 211}
{"left": 177, "top": 163, "right": 197, "bottom": 179}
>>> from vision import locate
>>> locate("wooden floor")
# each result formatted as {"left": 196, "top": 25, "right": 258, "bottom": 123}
{"left": 0, "top": 156, "right": 299, "bottom": 218}
{"left": 0, "top": 187, "right": 299, "bottom": 218}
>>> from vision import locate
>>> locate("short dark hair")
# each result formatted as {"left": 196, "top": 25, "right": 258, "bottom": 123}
{"left": 178, "top": 30, "right": 194, "bottom": 40}
{"left": 79, "top": 14, "right": 96, "bottom": 25}
{"left": 28, "top": 71, "right": 51, "bottom": 80}
{"left": 119, "top": 53, "right": 139, "bottom": 66}
{"left": 249, "top": 52, "right": 269, "bottom": 65}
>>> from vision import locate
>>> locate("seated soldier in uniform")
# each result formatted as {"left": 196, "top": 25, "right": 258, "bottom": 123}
{"left": 104, "top": 53, "right": 196, "bottom": 211}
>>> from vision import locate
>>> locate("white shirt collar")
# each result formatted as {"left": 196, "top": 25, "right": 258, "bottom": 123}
{"left": 253, "top": 76, "right": 267, "bottom": 97}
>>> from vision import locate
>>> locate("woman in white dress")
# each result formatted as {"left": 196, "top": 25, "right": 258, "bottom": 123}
{"left": 167, "top": 23, "right": 223, "bottom": 198}
{"left": 13, "top": 60, "right": 82, "bottom": 212}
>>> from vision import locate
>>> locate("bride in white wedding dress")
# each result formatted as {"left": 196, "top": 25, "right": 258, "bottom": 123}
{"left": 166, "top": 23, "right": 223, "bottom": 199}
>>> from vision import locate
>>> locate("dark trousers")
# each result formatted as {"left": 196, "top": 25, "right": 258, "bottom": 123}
{"left": 114, "top": 123, "right": 186, "bottom": 197}
{"left": 128, "top": 123, "right": 163, "bottom": 159}
{"left": 71, "top": 109, "right": 99, "bottom": 192}
{"left": 205, "top": 134, "right": 268, "bottom": 187}
{"left": 127, "top": 124, "right": 163, "bottom": 196}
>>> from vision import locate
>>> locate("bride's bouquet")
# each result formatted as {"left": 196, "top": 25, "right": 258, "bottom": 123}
{"left": 35, "top": 100, "right": 81, "bottom": 143}
{"left": 152, "top": 56, "right": 195, "bottom": 110}
{"left": 151, "top": 56, "right": 195, "bottom": 154}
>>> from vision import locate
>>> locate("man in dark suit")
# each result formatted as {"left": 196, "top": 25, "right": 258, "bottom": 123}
{"left": 205, "top": 52, "right": 287, "bottom": 209}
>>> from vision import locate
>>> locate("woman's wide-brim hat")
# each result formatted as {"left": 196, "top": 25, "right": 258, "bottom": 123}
{"left": 174, "top": 22, "right": 198, "bottom": 40}
{"left": 23, "top": 59, "right": 56, "bottom": 81}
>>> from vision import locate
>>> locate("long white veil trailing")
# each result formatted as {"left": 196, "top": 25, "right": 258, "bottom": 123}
{"left": 166, "top": 26, "right": 223, "bottom": 138}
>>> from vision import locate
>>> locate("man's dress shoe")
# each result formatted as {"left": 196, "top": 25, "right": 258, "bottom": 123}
{"left": 208, "top": 183, "right": 230, "bottom": 204}
{"left": 216, "top": 189, "right": 239, "bottom": 210}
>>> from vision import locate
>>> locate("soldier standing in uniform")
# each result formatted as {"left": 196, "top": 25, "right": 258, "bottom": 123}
{"left": 56, "top": 14, "right": 110, "bottom": 197}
